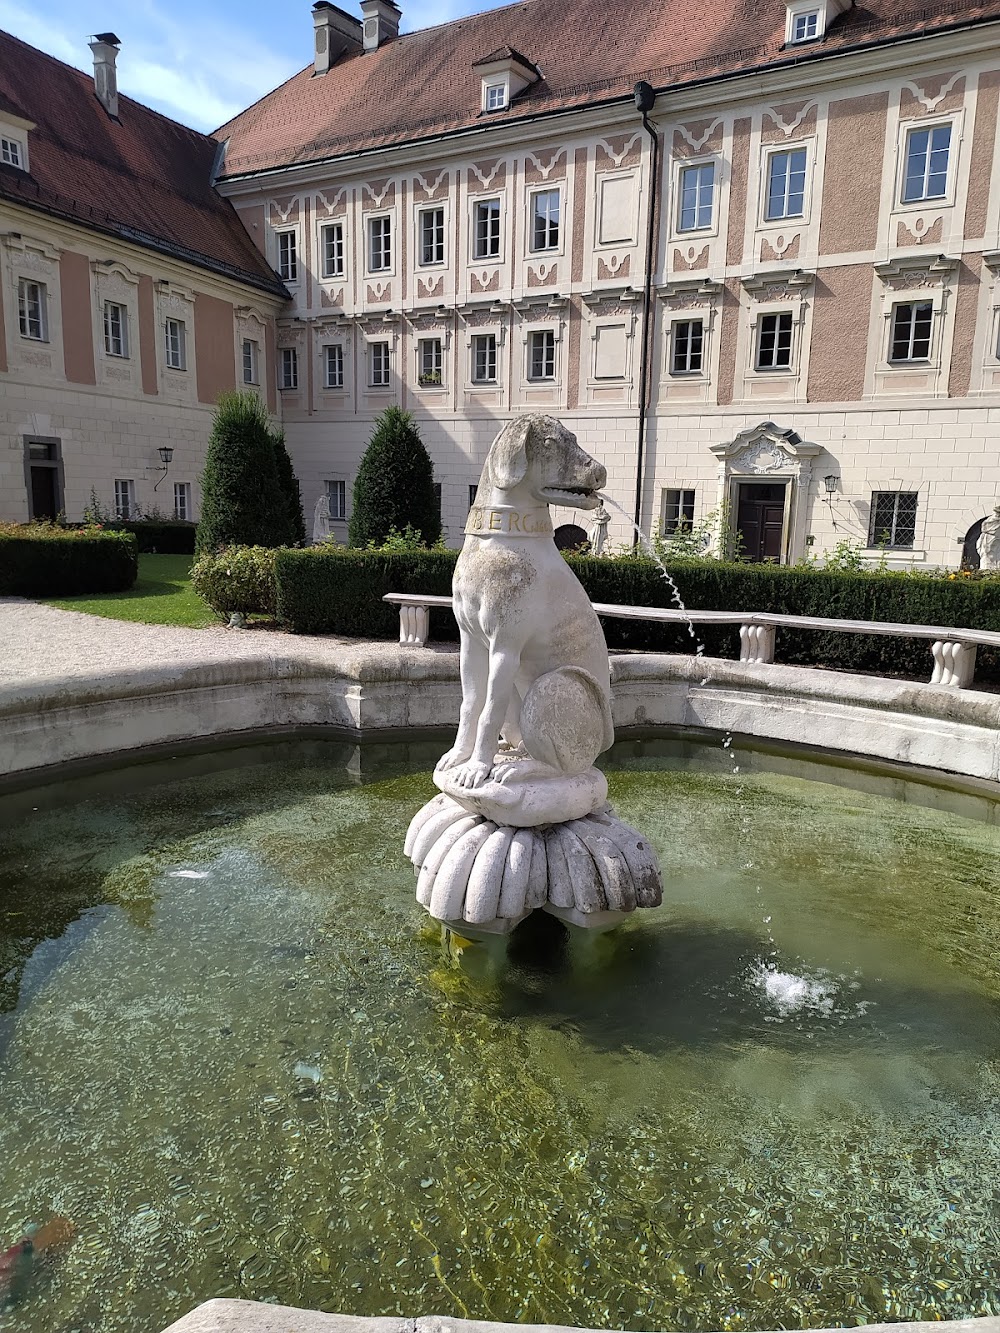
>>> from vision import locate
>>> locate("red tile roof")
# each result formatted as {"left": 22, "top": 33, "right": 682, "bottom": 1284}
{"left": 217, "top": 0, "right": 1000, "bottom": 180}
{"left": 0, "top": 29, "right": 286, "bottom": 296}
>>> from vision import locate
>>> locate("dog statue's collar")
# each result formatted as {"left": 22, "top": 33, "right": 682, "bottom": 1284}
{"left": 464, "top": 504, "right": 554, "bottom": 538}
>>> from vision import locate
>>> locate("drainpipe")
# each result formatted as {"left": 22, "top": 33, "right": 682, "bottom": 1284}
{"left": 632, "top": 80, "right": 659, "bottom": 543}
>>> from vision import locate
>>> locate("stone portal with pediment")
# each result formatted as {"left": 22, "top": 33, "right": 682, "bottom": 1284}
{"left": 710, "top": 422, "right": 821, "bottom": 563}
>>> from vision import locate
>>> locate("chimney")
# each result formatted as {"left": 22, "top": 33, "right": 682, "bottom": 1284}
{"left": 359, "top": 0, "right": 401, "bottom": 52}
{"left": 312, "top": 2, "right": 362, "bottom": 74}
{"left": 89, "top": 32, "right": 121, "bottom": 118}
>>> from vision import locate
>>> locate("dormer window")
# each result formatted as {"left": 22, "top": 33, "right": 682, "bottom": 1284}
{"left": 474, "top": 45, "right": 538, "bottom": 115}
{"left": 485, "top": 82, "right": 507, "bottom": 112}
{"left": 1, "top": 136, "right": 24, "bottom": 169}
{"left": 791, "top": 10, "right": 820, "bottom": 41}
{"left": 783, "top": 0, "right": 848, "bottom": 45}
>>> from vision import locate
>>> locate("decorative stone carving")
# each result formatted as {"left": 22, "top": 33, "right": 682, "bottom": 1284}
{"left": 977, "top": 508, "right": 1000, "bottom": 570}
{"left": 405, "top": 414, "right": 663, "bottom": 935}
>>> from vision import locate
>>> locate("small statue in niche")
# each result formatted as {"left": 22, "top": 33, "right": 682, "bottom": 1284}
{"left": 977, "top": 507, "right": 1000, "bottom": 571}
{"left": 589, "top": 500, "right": 611, "bottom": 556}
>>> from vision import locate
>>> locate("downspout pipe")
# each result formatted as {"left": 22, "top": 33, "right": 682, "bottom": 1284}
{"left": 632, "top": 80, "right": 659, "bottom": 542}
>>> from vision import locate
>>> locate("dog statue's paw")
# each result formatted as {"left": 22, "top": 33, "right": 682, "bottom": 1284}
{"left": 450, "top": 759, "right": 494, "bottom": 789}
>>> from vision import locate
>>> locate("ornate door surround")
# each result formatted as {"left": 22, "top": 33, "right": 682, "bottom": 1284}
{"left": 709, "top": 422, "right": 821, "bottom": 564}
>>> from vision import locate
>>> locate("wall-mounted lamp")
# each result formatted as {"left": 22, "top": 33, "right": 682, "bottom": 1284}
{"left": 823, "top": 474, "right": 840, "bottom": 495}
{"left": 153, "top": 445, "right": 174, "bottom": 491}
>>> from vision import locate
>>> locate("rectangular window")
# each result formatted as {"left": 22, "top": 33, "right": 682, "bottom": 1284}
{"left": 678, "top": 163, "right": 715, "bottom": 231}
{"left": 164, "top": 318, "right": 186, "bottom": 370}
{"left": 472, "top": 333, "right": 497, "bottom": 383}
{"left": 662, "top": 488, "right": 696, "bottom": 536}
{"left": 114, "top": 478, "right": 135, "bottom": 520}
{"left": 485, "top": 82, "right": 507, "bottom": 111}
{"left": 242, "top": 338, "right": 259, "bottom": 385}
{"left": 279, "top": 347, "right": 298, "bottom": 390}
{"left": 671, "top": 319, "right": 704, "bottom": 374}
{"left": 530, "top": 189, "right": 560, "bottom": 251}
{"left": 418, "top": 338, "right": 442, "bottom": 385}
{"left": 368, "top": 216, "right": 392, "bottom": 272}
{"left": 321, "top": 222, "right": 345, "bottom": 278}
{"left": 791, "top": 11, "right": 819, "bottom": 40}
{"left": 369, "top": 340, "right": 390, "bottom": 387}
{"left": 324, "top": 343, "right": 345, "bottom": 389}
{"left": 326, "top": 479, "right": 347, "bottom": 521}
{"left": 765, "top": 148, "right": 807, "bottom": 220}
{"left": 889, "top": 301, "right": 933, "bottom": 362}
{"left": 469, "top": 484, "right": 478, "bottom": 508}
{"left": 433, "top": 481, "right": 442, "bottom": 518}
{"left": 173, "top": 481, "right": 191, "bottom": 521}
{"left": 474, "top": 198, "right": 502, "bottom": 259}
{"left": 868, "top": 491, "right": 918, "bottom": 549}
{"left": 17, "top": 279, "right": 46, "bottom": 341}
{"left": 104, "top": 301, "right": 129, "bottom": 358}
{"left": 277, "top": 231, "right": 297, "bottom": 282}
{"left": 902, "top": 124, "right": 952, "bottom": 203}
{"left": 419, "top": 208, "right": 445, "bottom": 266}
{"left": 755, "top": 311, "right": 794, "bottom": 370}
{"left": 528, "top": 329, "right": 556, "bottom": 380}
{"left": 1, "top": 136, "right": 23, "bottom": 168}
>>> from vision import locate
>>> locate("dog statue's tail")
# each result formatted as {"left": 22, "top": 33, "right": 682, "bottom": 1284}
{"left": 519, "top": 666, "right": 615, "bottom": 776}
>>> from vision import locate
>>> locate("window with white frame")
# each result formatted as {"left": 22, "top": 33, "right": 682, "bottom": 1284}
{"left": 321, "top": 222, "right": 345, "bottom": 278}
{"left": 242, "top": 338, "right": 259, "bottom": 385}
{"left": 326, "top": 479, "right": 347, "bottom": 521}
{"left": 1, "top": 136, "right": 24, "bottom": 168}
{"left": 474, "top": 198, "right": 502, "bottom": 259}
{"left": 164, "top": 318, "right": 186, "bottom": 370}
{"left": 790, "top": 10, "right": 820, "bottom": 40}
{"left": 419, "top": 208, "right": 445, "bottom": 266}
{"left": 528, "top": 328, "right": 556, "bottom": 380}
{"left": 755, "top": 311, "right": 793, "bottom": 370}
{"left": 765, "top": 148, "right": 807, "bottom": 221}
{"left": 889, "top": 301, "right": 933, "bottom": 362}
{"left": 418, "top": 338, "right": 443, "bottom": 385}
{"left": 369, "top": 340, "right": 390, "bottom": 387}
{"left": 279, "top": 346, "right": 298, "bottom": 390}
{"left": 173, "top": 481, "right": 191, "bottom": 521}
{"left": 678, "top": 163, "right": 715, "bottom": 231}
{"left": 902, "top": 124, "right": 951, "bottom": 204}
{"left": 104, "top": 301, "right": 129, "bottom": 358}
{"left": 276, "top": 231, "right": 297, "bottom": 282}
{"left": 671, "top": 319, "right": 704, "bottom": 374}
{"left": 472, "top": 333, "right": 497, "bottom": 383}
{"left": 17, "top": 278, "right": 46, "bottom": 341}
{"left": 662, "top": 488, "right": 696, "bottom": 535}
{"left": 114, "top": 478, "right": 136, "bottom": 520}
{"left": 530, "top": 189, "right": 560, "bottom": 251}
{"left": 324, "top": 343, "right": 345, "bottom": 389}
{"left": 868, "top": 491, "right": 918, "bottom": 548}
{"left": 368, "top": 216, "right": 392, "bottom": 272}
{"left": 485, "top": 82, "right": 507, "bottom": 111}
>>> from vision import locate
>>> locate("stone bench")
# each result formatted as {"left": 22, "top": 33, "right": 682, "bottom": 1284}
{"left": 383, "top": 593, "right": 1000, "bottom": 689}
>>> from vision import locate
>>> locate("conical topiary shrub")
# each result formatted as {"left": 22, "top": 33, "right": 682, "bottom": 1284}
{"left": 271, "top": 427, "right": 306, "bottom": 546}
{"left": 348, "top": 406, "right": 441, "bottom": 548}
{"left": 196, "top": 391, "right": 288, "bottom": 554}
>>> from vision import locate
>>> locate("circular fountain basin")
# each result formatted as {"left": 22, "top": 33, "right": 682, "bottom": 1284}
{"left": 1, "top": 734, "right": 999, "bottom": 1333}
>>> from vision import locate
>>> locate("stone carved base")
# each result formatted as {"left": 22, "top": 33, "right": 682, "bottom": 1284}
{"left": 405, "top": 793, "right": 663, "bottom": 936}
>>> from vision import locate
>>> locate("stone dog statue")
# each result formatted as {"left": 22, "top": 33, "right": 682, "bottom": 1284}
{"left": 434, "top": 413, "right": 614, "bottom": 824}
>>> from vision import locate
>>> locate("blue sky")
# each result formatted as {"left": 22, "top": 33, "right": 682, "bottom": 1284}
{"left": 0, "top": 0, "right": 513, "bottom": 133}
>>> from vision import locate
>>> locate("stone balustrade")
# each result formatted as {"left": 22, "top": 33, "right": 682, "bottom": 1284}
{"left": 383, "top": 594, "right": 1000, "bottom": 690}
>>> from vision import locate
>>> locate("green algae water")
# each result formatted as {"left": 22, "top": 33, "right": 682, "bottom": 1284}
{"left": 1, "top": 735, "right": 1000, "bottom": 1333}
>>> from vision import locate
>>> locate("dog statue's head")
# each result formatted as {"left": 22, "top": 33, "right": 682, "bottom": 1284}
{"left": 479, "top": 414, "right": 607, "bottom": 511}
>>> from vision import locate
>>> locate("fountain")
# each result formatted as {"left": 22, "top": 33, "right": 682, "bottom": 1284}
{"left": 404, "top": 414, "right": 663, "bottom": 935}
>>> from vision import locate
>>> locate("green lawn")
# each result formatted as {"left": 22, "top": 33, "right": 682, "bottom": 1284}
{"left": 44, "top": 554, "right": 217, "bottom": 628}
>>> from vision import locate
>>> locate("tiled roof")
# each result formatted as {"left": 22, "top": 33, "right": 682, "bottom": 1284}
{"left": 216, "top": 0, "right": 1000, "bottom": 180}
{"left": 0, "top": 29, "right": 286, "bottom": 296}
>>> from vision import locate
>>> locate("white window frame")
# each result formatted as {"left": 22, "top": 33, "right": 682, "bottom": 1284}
{"left": 173, "top": 481, "right": 192, "bottom": 521}
{"left": 676, "top": 161, "right": 716, "bottom": 233}
{"left": 417, "top": 337, "right": 443, "bottom": 387}
{"left": 367, "top": 214, "right": 393, "bottom": 274}
{"left": 1, "top": 136, "right": 25, "bottom": 169}
{"left": 103, "top": 301, "right": 129, "bottom": 358}
{"left": 242, "top": 338, "right": 260, "bottom": 385}
{"left": 276, "top": 230, "right": 298, "bottom": 283}
{"left": 754, "top": 309, "right": 795, "bottom": 372}
{"left": 279, "top": 346, "right": 298, "bottom": 390}
{"left": 471, "top": 332, "right": 498, "bottom": 384}
{"left": 899, "top": 121, "right": 953, "bottom": 207}
{"left": 323, "top": 342, "right": 345, "bottom": 389}
{"left": 418, "top": 206, "right": 446, "bottom": 267}
{"left": 484, "top": 81, "right": 508, "bottom": 112}
{"left": 326, "top": 479, "right": 347, "bottom": 521}
{"left": 527, "top": 327, "right": 557, "bottom": 381}
{"left": 114, "top": 478, "right": 136, "bottom": 520}
{"left": 662, "top": 488, "right": 697, "bottom": 535}
{"left": 320, "top": 221, "right": 345, "bottom": 279}
{"left": 887, "top": 300, "right": 935, "bottom": 364}
{"left": 164, "top": 317, "right": 186, "bottom": 371}
{"left": 368, "top": 339, "right": 391, "bottom": 388}
{"left": 472, "top": 197, "right": 502, "bottom": 260}
{"left": 790, "top": 10, "right": 820, "bottom": 41}
{"left": 17, "top": 278, "right": 47, "bottom": 341}
{"left": 763, "top": 146, "right": 809, "bottom": 222}
{"left": 670, "top": 318, "right": 705, "bottom": 375}
{"left": 529, "top": 188, "right": 561, "bottom": 253}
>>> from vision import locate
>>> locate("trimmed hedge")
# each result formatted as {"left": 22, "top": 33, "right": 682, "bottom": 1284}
{"left": 191, "top": 546, "right": 280, "bottom": 619}
{"left": 273, "top": 546, "right": 1000, "bottom": 681}
{"left": 112, "top": 520, "right": 196, "bottom": 554}
{"left": 0, "top": 525, "right": 138, "bottom": 596}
